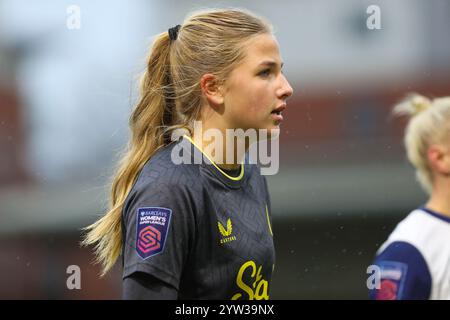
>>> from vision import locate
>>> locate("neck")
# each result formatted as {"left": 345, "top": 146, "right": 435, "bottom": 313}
{"left": 426, "top": 179, "right": 450, "bottom": 217}
{"left": 191, "top": 121, "right": 248, "bottom": 171}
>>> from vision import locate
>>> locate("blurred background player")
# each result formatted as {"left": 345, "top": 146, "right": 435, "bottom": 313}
{"left": 369, "top": 94, "right": 450, "bottom": 300}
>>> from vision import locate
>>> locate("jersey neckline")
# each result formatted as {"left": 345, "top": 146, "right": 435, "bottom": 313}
{"left": 181, "top": 135, "right": 249, "bottom": 189}
{"left": 419, "top": 206, "right": 450, "bottom": 224}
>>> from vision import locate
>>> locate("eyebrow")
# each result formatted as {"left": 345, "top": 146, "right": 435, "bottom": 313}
{"left": 258, "top": 61, "right": 284, "bottom": 68}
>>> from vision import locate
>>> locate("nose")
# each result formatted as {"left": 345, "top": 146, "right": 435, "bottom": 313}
{"left": 277, "top": 74, "right": 294, "bottom": 101}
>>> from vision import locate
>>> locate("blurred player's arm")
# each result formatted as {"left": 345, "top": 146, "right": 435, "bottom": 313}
{"left": 369, "top": 241, "right": 431, "bottom": 300}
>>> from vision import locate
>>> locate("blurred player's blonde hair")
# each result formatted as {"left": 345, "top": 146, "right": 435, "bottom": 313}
{"left": 393, "top": 93, "right": 450, "bottom": 194}
{"left": 82, "top": 8, "right": 272, "bottom": 276}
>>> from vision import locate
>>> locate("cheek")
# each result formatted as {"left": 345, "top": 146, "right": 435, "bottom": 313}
{"left": 225, "top": 79, "right": 274, "bottom": 129}
{"left": 248, "top": 85, "right": 273, "bottom": 120}
{"left": 234, "top": 82, "right": 270, "bottom": 113}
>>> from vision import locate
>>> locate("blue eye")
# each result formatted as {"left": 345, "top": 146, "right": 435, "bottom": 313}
{"left": 259, "top": 69, "right": 271, "bottom": 77}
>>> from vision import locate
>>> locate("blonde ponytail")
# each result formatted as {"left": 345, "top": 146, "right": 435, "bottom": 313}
{"left": 82, "top": 32, "right": 175, "bottom": 276}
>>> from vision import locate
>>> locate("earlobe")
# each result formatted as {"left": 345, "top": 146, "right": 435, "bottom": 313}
{"left": 200, "top": 74, "right": 224, "bottom": 106}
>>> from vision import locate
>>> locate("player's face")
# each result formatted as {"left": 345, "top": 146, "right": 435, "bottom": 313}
{"left": 221, "top": 33, "right": 293, "bottom": 132}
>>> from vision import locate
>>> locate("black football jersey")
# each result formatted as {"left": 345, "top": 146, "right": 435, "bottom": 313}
{"left": 122, "top": 135, "right": 275, "bottom": 299}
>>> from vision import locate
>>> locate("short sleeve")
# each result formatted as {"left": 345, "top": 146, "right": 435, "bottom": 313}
{"left": 369, "top": 241, "right": 432, "bottom": 300}
{"left": 122, "top": 182, "right": 196, "bottom": 291}
{"left": 123, "top": 272, "right": 178, "bottom": 300}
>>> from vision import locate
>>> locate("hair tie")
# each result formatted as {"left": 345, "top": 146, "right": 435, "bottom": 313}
{"left": 168, "top": 25, "right": 181, "bottom": 41}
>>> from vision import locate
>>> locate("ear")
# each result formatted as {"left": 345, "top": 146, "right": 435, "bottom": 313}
{"left": 200, "top": 74, "right": 224, "bottom": 106}
{"left": 428, "top": 145, "right": 450, "bottom": 175}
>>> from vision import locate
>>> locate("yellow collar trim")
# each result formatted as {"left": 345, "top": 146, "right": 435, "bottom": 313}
{"left": 183, "top": 135, "right": 244, "bottom": 181}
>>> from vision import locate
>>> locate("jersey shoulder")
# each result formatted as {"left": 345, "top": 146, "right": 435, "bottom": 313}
{"left": 378, "top": 209, "right": 450, "bottom": 255}
{"left": 123, "top": 141, "right": 203, "bottom": 218}
{"left": 136, "top": 141, "right": 200, "bottom": 188}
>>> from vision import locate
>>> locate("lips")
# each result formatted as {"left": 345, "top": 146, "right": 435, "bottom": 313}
{"left": 271, "top": 104, "right": 286, "bottom": 122}
{"left": 271, "top": 104, "right": 286, "bottom": 116}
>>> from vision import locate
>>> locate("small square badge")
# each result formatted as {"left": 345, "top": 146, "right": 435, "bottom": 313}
{"left": 135, "top": 207, "right": 172, "bottom": 260}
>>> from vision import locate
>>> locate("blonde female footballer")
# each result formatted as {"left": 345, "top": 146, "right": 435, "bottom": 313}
{"left": 370, "top": 94, "right": 450, "bottom": 300}
{"left": 83, "top": 8, "right": 293, "bottom": 300}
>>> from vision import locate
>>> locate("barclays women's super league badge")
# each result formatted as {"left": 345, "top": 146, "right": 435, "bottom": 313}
{"left": 135, "top": 207, "right": 172, "bottom": 259}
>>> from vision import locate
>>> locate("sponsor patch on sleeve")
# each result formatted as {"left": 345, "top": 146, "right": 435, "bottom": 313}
{"left": 135, "top": 207, "right": 172, "bottom": 260}
{"left": 376, "top": 261, "right": 408, "bottom": 300}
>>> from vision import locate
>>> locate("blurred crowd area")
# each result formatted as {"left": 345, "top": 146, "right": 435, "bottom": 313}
{"left": 0, "top": 0, "right": 449, "bottom": 299}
